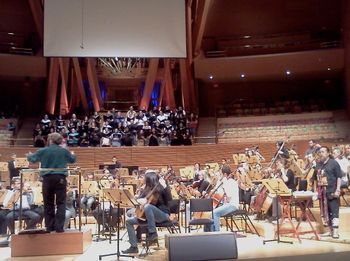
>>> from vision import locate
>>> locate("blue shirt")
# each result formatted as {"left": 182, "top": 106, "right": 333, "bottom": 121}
{"left": 27, "top": 144, "right": 76, "bottom": 176}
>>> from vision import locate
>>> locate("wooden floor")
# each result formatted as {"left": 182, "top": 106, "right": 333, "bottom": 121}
{"left": 1, "top": 226, "right": 350, "bottom": 261}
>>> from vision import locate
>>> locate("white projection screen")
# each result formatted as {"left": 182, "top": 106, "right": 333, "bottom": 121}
{"left": 44, "top": 0, "right": 186, "bottom": 57}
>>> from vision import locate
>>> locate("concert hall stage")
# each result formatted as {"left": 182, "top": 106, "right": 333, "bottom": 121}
{"left": 1, "top": 228, "right": 349, "bottom": 261}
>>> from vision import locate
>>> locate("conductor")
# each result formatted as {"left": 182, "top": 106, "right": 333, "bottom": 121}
{"left": 27, "top": 132, "right": 76, "bottom": 233}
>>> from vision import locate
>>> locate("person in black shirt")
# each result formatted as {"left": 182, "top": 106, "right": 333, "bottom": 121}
{"left": 273, "top": 141, "right": 289, "bottom": 160}
{"left": 276, "top": 159, "right": 296, "bottom": 191}
{"left": 8, "top": 153, "right": 19, "bottom": 180}
{"left": 123, "top": 171, "right": 171, "bottom": 254}
{"left": 314, "top": 146, "right": 342, "bottom": 239}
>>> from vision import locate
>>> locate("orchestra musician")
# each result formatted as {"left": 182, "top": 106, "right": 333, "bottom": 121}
{"left": 64, "top": 189, "right": 76, "bottom": 229}
{"left": 313, "top": 146, "right": 342, "bottom": 239}
{"left": 80, "top": 172, "right": 96, "bottom": 215}
{"left": 332, "top": 147, "right": 349, "bottom": 188}
{"left": 236, "top": 163, "right": 254, "bottom": 206}
{"left": 0, "top": 183, "right": 8, "bottom": 235}
{"left": 3, "top": 178, "right": 41, "bottom": 234}
{"left": 204, "top": 166, "right": 239, "bottom": 232}
{"left": 275, "top": 159, "right": 296, "bottom": 192}
{"left": 274, "top": 141, "right": 290, "bottom": 160}
{"left": 92, "top": 175, "right": 121, "bottom": 233}
{"left": 122, "top": 171, "right": 171, "bottom": 254}
{"left": 27, "top": 132, "right": 76, "bottom": 233}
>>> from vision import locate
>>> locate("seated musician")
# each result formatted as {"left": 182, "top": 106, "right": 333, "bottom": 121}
{"left": 122, "top": 171, "right": 171, "bottom": 254}
{"left": 188, "top": 170, "right": 212, "bottom": 198}
{"left": 237, "top": 164, "right": 254, "bottom": 206}
{"left": 204, "top": 166, "right": 240, "bottom": 232}
{"left": 3, "top": 178, "right": 41, "bottom": 233}
{"left": 64, "top": 189, "right": 76, "bottom": 229}
{"left": 92, "top": 175, "right": 121, "bottom": 233}
{"left": 265, "top": 159, "right": 296, "bottom": 221}
{"left": 80, "top": 172, "right": 96, "bottom": 215}
{"left": 274, "top": 141, "right": 290, "bottom": 160}
{"left": 275, "top": 159, "right": 296, "bottom": 191}
{"left": 0, "top": 183, "right": 9, "bottom": 236}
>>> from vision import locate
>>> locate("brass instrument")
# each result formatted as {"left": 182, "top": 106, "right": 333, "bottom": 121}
{"left": 316, "top": 169, "right": 329, "bottom": 226}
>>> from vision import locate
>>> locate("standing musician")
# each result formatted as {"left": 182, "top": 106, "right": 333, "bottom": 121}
{"left": 332, "top": 147, "right": 349, "bottom": 188}
{"left": 123, "top": 171, "right": 171, "bottom": 254}
{"left": 313, "top": 146, "right": 342, "bottom": 239}
{"left": 27, "top": 132, "right": 76, "bottom": 233}
{"left": 204, "top": 166, "right": 239, "bottom": 232}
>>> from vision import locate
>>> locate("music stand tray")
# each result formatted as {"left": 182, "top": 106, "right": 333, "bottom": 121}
{"left": 99, "top": 188, "right": 139, "bottom": 260}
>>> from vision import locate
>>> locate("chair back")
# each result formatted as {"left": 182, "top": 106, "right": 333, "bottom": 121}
{"left": 190, "top": 198, "right": 213, "bottom": 213}
{"left": 168, "top": 199, "right": 180, "bottom": 215}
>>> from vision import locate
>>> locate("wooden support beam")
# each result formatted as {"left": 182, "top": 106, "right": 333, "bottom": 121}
{"left": 140, "top": 58, "right": 159, "bottom": 110}
{"left": 69, "top": 67, "right": 78, "bottom": 111}
{"left": 45, "top": 58, "right": 59, "bottom": 114}
{"left": 163, "top": 59, "right": 176, "bottom": 110}
{"left": 179, "top": 59, "right": 190, "bottom": 110}
{"left": 72, "top": 58, "right": 89, "bottom": 112}
{"left": 192, "top": 0, "right": 212, "bottom": 57}
{"left": 58, "top": 58, "right": 70, "bottom": 115}
{"left": 158, "top": 79, "right": 165, "bottom": 107}
{"left": 86, "top": 58, "right": 102, "bottom": 112}
{"left": 179, "top": 59, "right": 197, "bottom": 112}
{"left": 186, "top": 2, "right": 193, "bottom": 64}
{"left": 27, "top": 0, "right": 43, "bottom": 42}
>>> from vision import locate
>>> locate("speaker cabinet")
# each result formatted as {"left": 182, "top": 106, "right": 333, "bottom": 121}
{"left": 165, "top": 232, "right": 237, "bottom": 261}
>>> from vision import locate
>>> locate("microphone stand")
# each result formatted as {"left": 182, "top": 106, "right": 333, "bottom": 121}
{"left": 263, "top": 179, "right": 292, "bottom": 244}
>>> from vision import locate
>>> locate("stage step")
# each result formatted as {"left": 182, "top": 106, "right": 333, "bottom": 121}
{"left": 11, "top": 229, "right": 92, "bottom": 257}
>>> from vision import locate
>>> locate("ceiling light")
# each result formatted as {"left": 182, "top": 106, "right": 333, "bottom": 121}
{"left": 209, "top": 75, "right": 214, "bottom": 80}
{"left": 327, "top": 67, "right": 331, "bottom": 71}
{"left": 286, "top": 70, "right": 291, "bottom": 75}
{"left": 240, "top": 74, "right": 245, "bottom": 78}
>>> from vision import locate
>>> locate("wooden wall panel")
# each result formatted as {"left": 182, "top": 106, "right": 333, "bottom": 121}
{"left": 0, "top": 141, "right": 335, "bottom": 171}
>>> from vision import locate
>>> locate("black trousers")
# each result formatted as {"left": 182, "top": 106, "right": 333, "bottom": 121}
{"left": 42, "top": 174, "right": 67, "bottom": 232}
{"left": 5, "top": 209, "right": 41, "bottom": 234}
{"left": 0, "top": 209, "right": 10, "bottom": 234}
{"left": 326, "top": 192, "right": 340, "bottom": 227}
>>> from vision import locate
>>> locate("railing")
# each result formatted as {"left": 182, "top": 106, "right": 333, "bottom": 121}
{"left": 204, "top": 30, "right": 342, "bottom": 58}
{"left": 0, "top": 32, "right": 34, "bottom": 55}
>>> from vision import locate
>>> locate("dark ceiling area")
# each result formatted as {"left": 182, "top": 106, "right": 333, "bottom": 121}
{"left": 202, "top": 0, "right": 342, "bottom": 57}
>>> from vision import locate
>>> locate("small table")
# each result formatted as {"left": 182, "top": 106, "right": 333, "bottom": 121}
{"left": 293, "top": 193, "right": 320, "bottom": 240}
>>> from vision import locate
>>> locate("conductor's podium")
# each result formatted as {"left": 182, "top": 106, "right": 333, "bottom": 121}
{"left": 11, "top": 229, "right": 92, "bottom": 257}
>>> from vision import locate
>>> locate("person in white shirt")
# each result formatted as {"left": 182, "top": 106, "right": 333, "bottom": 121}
{"left": 332, "top": 147, "right": 349, "bottom": 187}
{"left": 205, "top": 167, "right": 239, "bottom": 232}
{"left": 4, "top": 179, "right": 41, "bottom": 234}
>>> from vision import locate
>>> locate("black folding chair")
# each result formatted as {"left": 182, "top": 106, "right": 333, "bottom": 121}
{"left": 188, "top": 198, "right": 214, "bottom": 233}
{"left": 223, "top": 208, "right": 260, "bottom": 236}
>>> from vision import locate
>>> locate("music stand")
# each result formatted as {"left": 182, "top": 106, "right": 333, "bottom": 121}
{"left": 99, "top": 188, "right": 139, "bottom": 260}
{"left": 263, "top": 179, "right": 293, "bottom": 244}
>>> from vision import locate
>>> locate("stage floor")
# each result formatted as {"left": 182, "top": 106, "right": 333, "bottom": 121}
{"left": 1, "top": 227, "right": 350, "bottom": 261}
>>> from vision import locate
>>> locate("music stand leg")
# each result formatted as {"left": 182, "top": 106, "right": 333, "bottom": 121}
{"left": 263, "top": 196, "right": 293, "bottom": 244}
{"left": 99, "top": 202, "right": 134, "bottom": 260}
